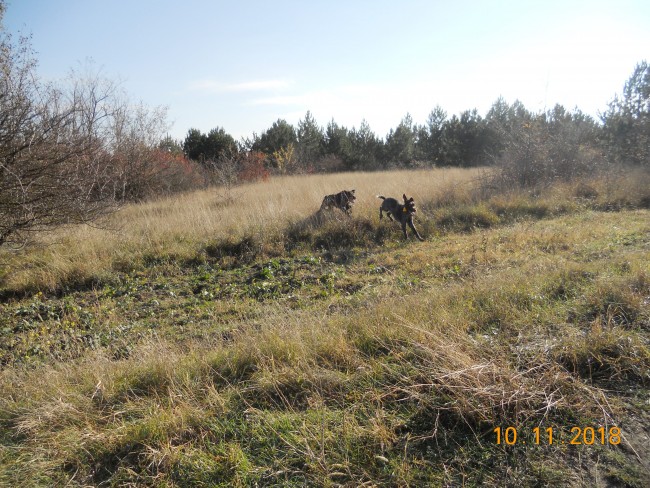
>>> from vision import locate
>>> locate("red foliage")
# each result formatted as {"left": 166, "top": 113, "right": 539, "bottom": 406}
{"left": 147, "top": 148, "right": 206, "bottom": 192}
{"left": 108, "top": 147, "right": 207, "bottom": 201}
{"left": 150, "top": 148, "right": 193, "bottom": 175}
{"left": 238, "top": 151, "right": 270, "bottom": 182}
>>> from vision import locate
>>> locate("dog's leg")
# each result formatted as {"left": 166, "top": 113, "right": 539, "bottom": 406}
{"left": 408, "top": 218, "right": 424, "bottom": 241}
{"left": 387, "top": 212, "right": 394, "bottom": 221}
{"left": 401, "top": 220, "right": 409, "bottom": 239}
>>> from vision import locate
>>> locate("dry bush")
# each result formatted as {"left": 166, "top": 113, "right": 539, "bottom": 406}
{"left": 489, "top": 118, "right": 606, "bottom": 191}
{"left": 0, "top": 43, "right": 176, "bottom": 248}
{"left": 237, "top": 151, "right": 270, "bottom": 183}
{"left": 112, "top": 148, "right": 207, "bottom": 201}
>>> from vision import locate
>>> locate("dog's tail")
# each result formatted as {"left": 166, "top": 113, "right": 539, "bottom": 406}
{"left": 376, "top": 195, "right": 385, "bottom": 200}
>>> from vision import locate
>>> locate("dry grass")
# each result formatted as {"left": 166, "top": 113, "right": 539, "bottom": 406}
{"left": 3, "top": 166, "right": 649, "bottom": 295}
{"left": 1, "top": 167, "right": 649, "bottom": 486}
{"left": 0, "top": 168, "right": 483, "bottom": 293}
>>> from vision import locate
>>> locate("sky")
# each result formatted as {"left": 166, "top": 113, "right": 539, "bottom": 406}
{"left": 4, "top": 0, "right": 649, "bottom": 142}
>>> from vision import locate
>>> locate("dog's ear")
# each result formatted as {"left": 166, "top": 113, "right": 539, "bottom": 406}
{"left": 403, "top": 193, "right": 407, "bottom": 201}
{"left": 351, "top": 189, "right": 355, "bottom": 193}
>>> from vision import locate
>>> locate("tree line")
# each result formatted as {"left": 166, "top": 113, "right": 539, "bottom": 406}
{"left": 182, "top": 62, "right": 648, "bottom": 179}
{"left": 0, "top": 0, "right": 648, "bottom": 249}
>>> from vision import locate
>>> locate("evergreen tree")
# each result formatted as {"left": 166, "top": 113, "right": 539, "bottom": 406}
{"left": 385, "top": 114, "right": 416, "bottom": 166}
{"left": 321, "top": 119, "right": 352, "bottom": 171}
{"left": 182, "top": 127, "right": 236, "bottom": 163}
{"left": 484, "top": 98, "right": 535, "bottom": 160}
{"left": 415, "top": 106, "right": 446, "bottom": 164}
{"left": 204, "top": 127, "right": 237, "bottom": 160}
{"left": 254, "top": 119, "right": 297, "bottom": 155}
{"left": 296, "top": 111, "right": 324, "bottom": 165}
{"left": 348, "top": 120, "right": 381, "bottom": 170}
{"left": 183, "top": 128, "right": 205, "bottom": 161}
{"left": 324, "top": 120, "right": 350, "bottom": 157}
{"left": 602, "top": 61, "right": 649, "bottom": 166}
{"left": 158, "top": 135, "right": 183, "bottom": 155}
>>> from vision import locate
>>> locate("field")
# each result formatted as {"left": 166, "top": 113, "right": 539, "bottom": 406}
{"left": 1, "top": 168, "right": 649, "bottom": 487}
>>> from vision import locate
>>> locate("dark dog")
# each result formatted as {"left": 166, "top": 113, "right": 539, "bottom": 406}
{"left": 320, "top": 189, "right": 356, "bottom": 215}
{"left": 378, "top": 194, "right": 424, "bottom": 241}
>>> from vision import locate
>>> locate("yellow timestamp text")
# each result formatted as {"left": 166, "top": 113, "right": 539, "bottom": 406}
{"left": 493, "top": 426, "right": 621, "bottom": 446}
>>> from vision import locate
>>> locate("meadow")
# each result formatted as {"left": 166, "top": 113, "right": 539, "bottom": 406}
{"left": 0, "top": 167, "right": 649, "bottom": 486}
{"left": 0, "top": 168, "right": 482, "bottom": 293}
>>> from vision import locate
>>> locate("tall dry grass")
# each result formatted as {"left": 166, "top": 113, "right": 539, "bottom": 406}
{"left": 116, "top": 167, "right": 483, "bottom": 237}
{"left": 0, "top": 168, "right": 483, "bottom": 292}
{"left": 3, "top": 166, "right": 649, "bottom": 294}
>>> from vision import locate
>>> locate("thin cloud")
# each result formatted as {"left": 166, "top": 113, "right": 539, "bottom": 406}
{"left": 189, "top": 79, "right": 292, "bottom": 93}
{"left": 247, "top": 94, "right": 310, "bottom": 106}
{"left": 247, "top": 84, "right": 384, "bottom": 107}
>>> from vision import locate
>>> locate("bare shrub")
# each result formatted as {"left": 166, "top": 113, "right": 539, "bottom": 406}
{"left": 0, "top": 39, "right": 119, "bottom": 247}
{"left": 206, "top": 155, "right": 239, "bottom": 190}
{"left": 0, "top": 13, "right": 175, "bottom": 247}
{"left": 115, "top": 148, "right": 207, "bottom": 201}
{"left": 489, "top": 109, "right": 605, "bottom": 191}
{"left": 206, "top": 150, "right": 270, "bottom": 188}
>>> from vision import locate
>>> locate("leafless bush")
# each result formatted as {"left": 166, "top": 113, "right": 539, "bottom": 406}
{"left": 237, "top": 151, "right": 269, "bottom": 182}
{"left": 206, "top": 154, "right": 240, "bottom": 190}
{"left": 489, "top": 111, "right": 606, "bottom": 191}
{"left": 207, "top": 151, "right": 270, "bottom": 190}
{"left": 201, "top": 153, "right": 237, "bottom": 205}
{"left": 0, "top": 17, "right": 176, "bottom": 247}
{"left": 111, "top": 146, "right": 208, "bottom": 201}
{"left": 0, "top": 36, "right": 120, "bottom": 247}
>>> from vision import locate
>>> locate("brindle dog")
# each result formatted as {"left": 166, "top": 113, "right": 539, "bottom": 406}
{"left": 378, "top": 194, "right": 424, "bottom": 241}
{"left": 320, "top": 189, "right": 356, "bottom": 215}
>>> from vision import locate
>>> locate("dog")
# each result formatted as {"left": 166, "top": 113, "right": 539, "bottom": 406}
{"left": 320, "top": 189, "right": 356, "bottom": 215}
{"left": 378, "top": 194, "right": 424, "bottom": 241}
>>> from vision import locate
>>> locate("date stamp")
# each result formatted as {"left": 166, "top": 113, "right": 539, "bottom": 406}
{"left": 493, "top": 426, "right": 621, "bottom": 446}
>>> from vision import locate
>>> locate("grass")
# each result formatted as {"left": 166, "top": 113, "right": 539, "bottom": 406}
{"left": 1, "top": 167, "right": 649, "bottom": 486}
{"left": 0, "top": 168, "right": 481, "bottom": 294}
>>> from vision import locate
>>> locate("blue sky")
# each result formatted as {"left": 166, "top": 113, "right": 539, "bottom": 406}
{"left": 4, "top": 0, "right": 649, "bottom": 141}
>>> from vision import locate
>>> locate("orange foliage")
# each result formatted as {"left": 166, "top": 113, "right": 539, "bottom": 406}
{"left": 238, "top": 151, "right": 270, "bottom": 182}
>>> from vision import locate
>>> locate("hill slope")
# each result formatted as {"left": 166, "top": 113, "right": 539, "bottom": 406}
{"left": 1, "top": 170, "right": 649, "bottom": 486}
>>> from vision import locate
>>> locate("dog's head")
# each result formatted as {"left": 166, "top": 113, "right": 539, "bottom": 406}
{"left": 345, "top": 189, "right": 356, "bottom": 202}
{"left": 402, "top": 194, "right": 416, "bottom": 214}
